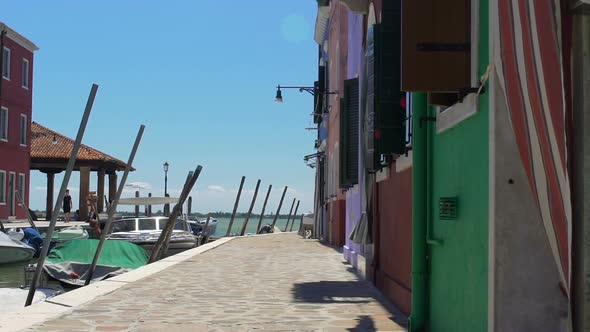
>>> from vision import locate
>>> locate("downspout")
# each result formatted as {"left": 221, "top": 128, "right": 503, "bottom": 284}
{"left": 409, "top": 92, "right": 428, "bottom": 331}
{"left": 571, "top": 10, "right": 589, "bottom": 332}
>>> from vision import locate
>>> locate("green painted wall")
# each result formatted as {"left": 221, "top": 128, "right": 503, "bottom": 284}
{"left": 426, "top": 1, "right": 489, "bottom": 330}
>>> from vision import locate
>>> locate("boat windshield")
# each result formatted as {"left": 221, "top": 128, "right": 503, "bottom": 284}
{"left": 111, "top": 219, "right": 137, "bottom": 233}
{"left": 158, "top": 218, "right": 186, "bottom": 231}
{"left": 138, "top": 218, "right": 157, "bottom": 231}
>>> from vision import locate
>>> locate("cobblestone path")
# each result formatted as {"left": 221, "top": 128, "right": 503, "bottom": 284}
{"left": 24, "top": 234, "right": 406, "bottom": 332}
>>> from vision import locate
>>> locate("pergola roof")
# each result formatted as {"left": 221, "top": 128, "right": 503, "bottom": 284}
{"left": 31, "top": 122, "right": 134, "bottom": 172}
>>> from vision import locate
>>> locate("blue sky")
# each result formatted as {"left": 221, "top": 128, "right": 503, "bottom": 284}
{"left": 3, "top": 1, "right": 319, "bottom": 214}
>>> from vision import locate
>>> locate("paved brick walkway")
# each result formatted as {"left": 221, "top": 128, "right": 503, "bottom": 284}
{"left": 24, "top": 234, "right": 406, "bottom": 332}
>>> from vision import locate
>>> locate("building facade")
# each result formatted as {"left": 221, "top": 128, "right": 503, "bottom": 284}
{"left": 0, "top": 23, "right": 38, "bottom": 220}
{"left": 311, "top": 0, "right": 589, "bottom": 330}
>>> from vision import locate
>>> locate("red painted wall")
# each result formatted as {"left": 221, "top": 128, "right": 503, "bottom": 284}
{"left": 325, "top": 2, "right": 348, "bottom": 245}
{"left": 0, "top": 35, "right": 34, "bottom": 219}
{"left": 374, "top": 165, "right": 413, "bottom": 315}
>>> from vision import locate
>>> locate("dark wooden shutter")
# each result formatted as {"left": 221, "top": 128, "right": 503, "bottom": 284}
{"left": 340, "top": 78, "right": 360, "bottom": 188}
{"left": 366, "top": 25, "right": 377, "bottom": 172}
{"left": 401, "top": 0, "right": 470, "bottom": 92}
{"left": 374, "top": 1, "right": 406, "bottom": 158}
{"left": 339, "top": 97, "right": 348, "bottom": 188}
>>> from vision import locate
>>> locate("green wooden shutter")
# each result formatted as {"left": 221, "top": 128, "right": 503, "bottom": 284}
{"left": 374, "top": 0, "right": 406, "bottom": 157}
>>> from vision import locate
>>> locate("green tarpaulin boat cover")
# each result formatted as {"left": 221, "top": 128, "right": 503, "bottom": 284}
{"left": 43, "top": 239, "right": 149, "bottom": 286}
{"left": 47, "top": 239, "right": 148, "bottom": 269}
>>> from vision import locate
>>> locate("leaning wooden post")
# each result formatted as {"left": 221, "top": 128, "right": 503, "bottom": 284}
{"left": 225, "top": 176, "right": 246, "bottom": 237}
{"left": 148, "top": 193, "right": 152, "bottom": 216}
{"left": 289, "top": 200, "right": 300, "bottom": 231}
{"left": 239, "top": 179, "right": 261, "bottom": 236}
{"left": 187, "top": 196, "right": 192, "bottom": 216}
{"left": 283, "top": 198, "right": 296, "bottom": 232}
{"left": 134, "top": 191, "right": 140, "bottom": 217}
{"left": 26, "top": 84, "right": 98, "bottom": 306}
{"left": 297, "top": 214, "right": 304, "bottom": 233}
{"left": 150, "top": 166, "right": 202, "bottom": 262}
{"left": 256, "top": 185, "right": 272, "bottom": 233}
{"left": 160, "top": 171, "right": 193, "bottom": 256}
{"left": 270, "top": 186, "right": 288, "bottom": 230}
{"left": 85, "top": 125, "right": 145, "bottom": 286}
{"left": 200, "top": 215, "right": 211, "bottom": 245}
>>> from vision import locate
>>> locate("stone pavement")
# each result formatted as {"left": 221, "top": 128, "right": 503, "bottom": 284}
{"left": 22, "top": 233, "right": 406, "bottom": 332}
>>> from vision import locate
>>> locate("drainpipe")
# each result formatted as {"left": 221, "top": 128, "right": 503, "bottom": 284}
{"left": 0, "top": 28, "right": 6, "bottom": 99}
{"left": 571, "top": 11, "right": 589, "bottom": 332}
{"left": 409, "top": 92, "right": 428, "bottom": 331}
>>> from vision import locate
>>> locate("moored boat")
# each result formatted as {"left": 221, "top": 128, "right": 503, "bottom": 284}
{"left": 0, "top": 231, "right": 36, "bottom": 264}
{"left": 106, "top": 216, "right": 198, "bottom": 256}
{"left": 42, "top": 239, "right": 149, "bottom": 287}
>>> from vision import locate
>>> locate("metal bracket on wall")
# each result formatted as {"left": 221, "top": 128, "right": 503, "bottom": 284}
{"left": 416, "top": 43, "right": 470, "bottom": 52}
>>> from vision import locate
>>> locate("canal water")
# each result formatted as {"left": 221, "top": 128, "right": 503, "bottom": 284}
{"left": 0, "top": 217, "right": 297, "bottom": 288}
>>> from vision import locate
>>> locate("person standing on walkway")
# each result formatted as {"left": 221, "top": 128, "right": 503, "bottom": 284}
{"left": 63, "top": 189, "right": 73, "bottom": 223}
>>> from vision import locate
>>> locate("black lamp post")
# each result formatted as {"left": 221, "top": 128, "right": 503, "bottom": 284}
{"left": 163, "top": 161, "right": 169, "bottom": 197}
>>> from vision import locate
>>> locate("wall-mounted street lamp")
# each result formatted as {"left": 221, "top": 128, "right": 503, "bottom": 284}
{"left": 274, "top": 85, "right": 337, "bottom": 103}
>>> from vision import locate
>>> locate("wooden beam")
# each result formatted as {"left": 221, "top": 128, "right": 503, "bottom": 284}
{"left": 79, "top": 166, "right": 90, "bottom": 220}
{"left": 256, "top": 185, "right": 272, "bottom": 233}
{"left": 108, "top": 172, "right": 117, "bottom": 205}
{"left": 97, "top": 169, "right": 105, "bottom": 213}
{"left": 46, "top": 172, "right": 54, "bottom": 220}
{"left": 239, "top": 179, "right": 261, "bottom": 236}
{"left": 226, "top": 176, "right": 246, "bottom": 237}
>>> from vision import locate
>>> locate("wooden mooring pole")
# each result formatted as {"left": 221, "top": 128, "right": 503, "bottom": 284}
{"left": 270, "top": 186, "right": 288, "bottom": 230}
{"left": 239, "top": 179, "right": 261, "bottom": 236}
{"left": 160, "top": 171, "right": 193, "bottom": 256}
{"left": 256, "top": 185, "right": 272, "bottom": 234}
{"left": 150, "top": 166, "right": 202, "bottom": 262}
{"left": 200, "top": 215, "right": 211, "bottom": 245}
{"left": 26, "top": 84, "right": 98, "bottom": 306}
{"left": 288, "top": 200, "right": 300, "bottom": 231}
{"left": 297, "top": 214, "right": 304, "bottom": 233}
{"left": 225, "top": 176, "right": 245, "bottom": 237}
{"left": 85, "top": 125, "right": 145, "bottom": 286}
{"left": 283, "top": 198, "right": 296, "bottom": 232}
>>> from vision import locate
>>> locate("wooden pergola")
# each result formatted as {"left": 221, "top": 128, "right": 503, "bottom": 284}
{"left": 30, "top": 122, "right": 134, "bottom": 219}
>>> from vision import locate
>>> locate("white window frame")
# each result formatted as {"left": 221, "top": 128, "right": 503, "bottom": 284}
{"left": 0, "top": 107, "right": 7, "bottom": 142}
{"left": 0, "top": 170, "right": 6, "bottom": 204}
{"left": 17, "top": 173, "right": 25, "bottom": 203}
{"left": 436, "top": 0, "right": 480, "bottom": 133}
{"left": 2, "top": 47, "right": 11, "bottom": 80}
{"left": 19, "top": 113, "right": 27, "bottom": 146}
{"left": 22, "top": 58, "right": 29, "bottom": 89}
{"left": 8, "top": 172, "right": 15, "bottom": 216}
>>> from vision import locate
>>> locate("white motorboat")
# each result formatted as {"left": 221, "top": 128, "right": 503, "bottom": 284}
{"left": 106, "top": 216, "right": 197, "bottom": 256}
{"left": 0, "top": 231, "right": 36, "bottom": 264}
{"left": 186, "top": 217, "right": 218, "bottom": 239}
{"left": 44, "top": 225, "right": 89, "bottom": 244}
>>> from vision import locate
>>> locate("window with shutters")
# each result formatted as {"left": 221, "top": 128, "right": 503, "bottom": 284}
{"left": 340, "top": 78, "right": 359, "bottom": 188}
{"left": 365, "top": 1, "right": 406, "bottom": 173}
{"left": 0, "top": 170, "right": 5, "bottom": 204}
{"left": 0, "top": 107, "right": 7, "bottom": 142}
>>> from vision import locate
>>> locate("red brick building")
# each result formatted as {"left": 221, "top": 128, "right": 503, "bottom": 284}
{"left": 0, "top": 23, "right": 38, "bottom": 220}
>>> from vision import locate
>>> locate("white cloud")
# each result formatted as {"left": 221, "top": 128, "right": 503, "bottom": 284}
{"left": 207, "top": 185, "right": 226, "bottom": 192}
